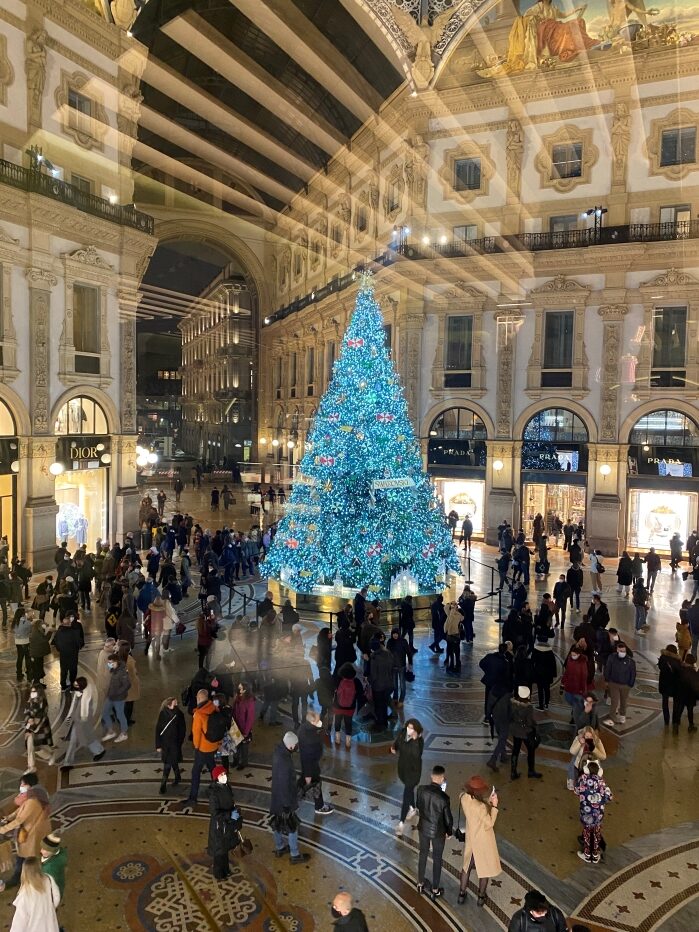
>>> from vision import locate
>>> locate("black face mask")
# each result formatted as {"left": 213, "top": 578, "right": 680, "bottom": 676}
{"left": 331, "top": 906, "right": 343, "bottom": 919}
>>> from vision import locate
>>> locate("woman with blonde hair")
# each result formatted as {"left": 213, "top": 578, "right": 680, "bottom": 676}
{"left": 457, "top": 775, "right": 501, "bottom": 908}
{"left": 10, "top": 856, "right": 60, "bottom": 931}
{"left": 567, "top": 726, "right": 606, "bottom": 791}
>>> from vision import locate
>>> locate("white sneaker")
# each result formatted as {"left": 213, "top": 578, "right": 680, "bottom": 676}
{"left": 102, "top": 732, "right": 117, "bottom": 741}
{"left": 396, "top": 821, "right": 404, "bottom": 836}
{"left": 406, "top": 806, "right": 418, "bottom": 822}
{"left": 602, "top": 718, "right": 615, "bottom": 727}
{"left": 566, "top": 779, "right": 574, "bottom": 791}
{"left": 113, "top": 733, "right": 128, "bottom": 743}
{"left": 617, "top": 715, "right": 626, "bottom": 724}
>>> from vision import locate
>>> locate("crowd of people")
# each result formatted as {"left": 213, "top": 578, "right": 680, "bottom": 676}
{"left": 2, "top": 492, "right": 698, "bottom": 930}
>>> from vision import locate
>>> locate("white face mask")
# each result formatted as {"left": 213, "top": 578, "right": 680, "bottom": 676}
{"left": 30, "top": 691, "right": 37, "bottom": 700}
{"left": 217, "top": 775, "right": 228, "bottom": 784}
{"left": 19, "top": 785, "right": 28, "bottom": 794}
{"left": 618, "top": 651, "right": 627, "bottom": 659}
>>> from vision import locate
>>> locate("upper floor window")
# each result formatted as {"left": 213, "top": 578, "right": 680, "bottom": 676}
{"left": 274, "top": 358, "right": 282, "bottom": 398}
{"left": 386, "top": 180, "right": 400, "bottom": 214}
{"left": 331, "top": 223, "right": 342, "bottom": 244}
{"left": 550, "top": 214, "right": 578, "bottom": 233}
{"left": 70, "top": 174, "right": 92, "bottom": 195}
{"left": 383, "top": 324, "right": 392, "bottom": 353}
{"left": 306, "top": 347, "right": 315, "bottom": 396}
{"left": 445, "top": 316, "right": 473, "bottom": 389}
{"left": 542, "top": 310, "right": 574, "bottom": 387}
{"left": 325, "top": 341, "right": 336, "bottom": 383}
{"left": 551, "top": 143, "right": 582, "bottom": 179}
{"left": 73, "top": 284, "right": 100, "bottom": 374}
{"left": 454, "top": 224, "right": 477, "bottom": 243}
{"left": 68, "top": 89, "right": 92, "bottom": 135}
{"left": 289, "top": 353, "right": 297, "bottom": 397}
{"left": 652, "top": 306, "right": 687, "bottom": 387}
{"left": 54, "top": 395, "right": 108, "bottom": 435}
{"left": 660, "top": 127, "right": 696, "bottom": 166}
{"left": 454, "top": 158, "right": 481, "bottom": 192}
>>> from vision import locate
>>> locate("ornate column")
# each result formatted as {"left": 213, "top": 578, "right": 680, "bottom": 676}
{"left": 114, "top": 287, "right": 140, "bottom": 539}
{"left": 495, "top": 313, "right": 523, "bottom": 439}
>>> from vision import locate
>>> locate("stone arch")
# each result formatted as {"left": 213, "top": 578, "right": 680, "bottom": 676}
{"left": 50, "top": 388, "right": 119, "bottom": 436}
{"left": 0, "top": 385, "right": 31, "bottom": 436}
{"left": 151, "top": 217, "right": 270, "bottom": 316}
{"left": 620, "top": 400, "right": 699, "bottom": 445}
{"left": 513, "top": 399, "right": 597, "bottom": 444}
{"left": 421, "top": 398, "right": 494, "bottom": 441}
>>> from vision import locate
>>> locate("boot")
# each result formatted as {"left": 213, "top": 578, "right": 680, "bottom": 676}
{"left": 486, "top": 757, "right": 498, "bottom": 773}
{"left": 159, "top": 781, "right": 167, "bottom": 795}
{"left": 510, "top": 754, "right": 520, "bottom": 780}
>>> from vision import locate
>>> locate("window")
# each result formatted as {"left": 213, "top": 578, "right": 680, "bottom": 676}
{"left": 551, "top": 143, "right": 582, "bottom": 179}
{"left": 453, "top": 224, "right": 478, "bottom": 243}
{"left": 70, "top": 174, "right": 92, "bottom": 195}
{"left": 73, "top": 284, "right": 100, "bottom": 374}
{"left": 68, "top": 89, "right": 92, "bottom": 136}
{"left": 652, "top": 306, "right": 687, "bottom": 386}
{"left": 445, "top": 316, "right": 473, "bottom": 388}
{"left": 356, "top": 205, "right": 367, "bottom": 233}
{"left": 428, "top": 407, "right": 487, "bottom": 468}
{"left": 630, "top": 410, "right": 699, "bottom": 447}
{"left": 54, "top": 395, "right": 108, "bottom": 435}
{"left": 659, "top": 205, "right": 691, "bottom": 239}
{"left": 660, "top": 127, "right": 696, "bottom": 167}
{"left": 542, "top": 311, "right": 574, "bottom": 387}
{"left": 386, "top": 181, "right": 400, "bottom": 214}
{"left": 306, "top": 347, "right": 315, "bottom": 395}
{"left": 522, "top": 408, "right": 588, "bottom": 471}
{"left": 383, "top": 324, "right": 392, "bottom": 352}
{"left": 454, "top": 158, "right": 481, "bottom": 191}
{"left": 274, "top": 358, "right": 282, "bottom": 399}
{"left": 325, "top": 342, "right": 336, "bottom": 383}
{"left": 550, "top": 215, "right": 579, "bottom": 233}
{"left": 289, "top": 353, "right": 297, "bottom": 398}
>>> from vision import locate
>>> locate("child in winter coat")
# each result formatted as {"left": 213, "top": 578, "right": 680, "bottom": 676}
{"left": 574, "top": 759, "right": 612, "bottom": 863}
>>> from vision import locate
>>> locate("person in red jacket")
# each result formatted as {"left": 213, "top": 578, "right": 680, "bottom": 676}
{"left": 232, "top": 682, "right": 255, "bottom": 770}
{"left": 561, "top": 648, "right": 590, "bottom": 723}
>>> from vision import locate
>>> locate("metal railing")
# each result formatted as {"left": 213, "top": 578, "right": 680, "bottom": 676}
{"left": 0, "top": 158, "right": 154, "bottom": 234}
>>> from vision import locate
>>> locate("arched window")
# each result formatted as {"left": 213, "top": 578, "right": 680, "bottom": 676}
{"left": 629, "top": 410, "right": 699, "bottom": 447}
{"left": 54, "top": 396, "right": 108, "bottom": 435}
{"left": 522, "top": 408, "right": 588, "bottom": 472}
{"left": 0, "top": 398, "right": 16, "bottom": 436}
{"left": 428, "top": 407, "right": 487, "bottom": 469}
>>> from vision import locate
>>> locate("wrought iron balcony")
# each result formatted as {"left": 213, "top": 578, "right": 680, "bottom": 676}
{"left": 0, "top": 158, "right": 154, "bottom": 235}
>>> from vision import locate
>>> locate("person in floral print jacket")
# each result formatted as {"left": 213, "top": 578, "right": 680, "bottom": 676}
{"left": 574, "top": 759, "right": 613, "bottom": 864}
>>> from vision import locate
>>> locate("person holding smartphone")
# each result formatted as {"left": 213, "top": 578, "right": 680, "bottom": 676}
{"left": 457, "top": 775, "right": 501, "bottom": 908}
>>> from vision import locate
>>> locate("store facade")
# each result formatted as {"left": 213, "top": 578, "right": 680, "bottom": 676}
{"left": 427, "top": 407, "right": 487, "bottom": 538}
{"left": 0, "top": 398, "right": 18, "bottom": 556}
{"left": 626, "top": 408, "right": 699, "bottom": 552}
{"left": 520, "top": 408, "right": 589, "bottom": 538}
{"left": 53, "top": 396, "right": 111, "bottom": 549}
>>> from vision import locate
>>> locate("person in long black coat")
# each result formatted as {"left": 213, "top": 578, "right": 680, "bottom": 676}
{"left": 391, "top": 719, "right": 424, "bottom": 833}
{"left": 155, "top": 697, "right": 186, "bottom": 793}
{"left": 297, "top": 711, "right": 333, "bottom": 814}
{"left": 207, "top": 765, "right": 241, "bottom": 879}
{"left": 333, "top": 623, "right": 357, "bottom": 673}
{"left": 269, "top": 733, "right": 308, "bottom": 862}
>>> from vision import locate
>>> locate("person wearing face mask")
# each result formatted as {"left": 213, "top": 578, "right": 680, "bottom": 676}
{"left": 100, "top": 654, "right": 131, "bottom": 744}
{"left": 331, "top": 891, "right": 369, "bottom": 930}
{"left": 155, "top": 697, "right": 186, "bottom": 794}
{"left": 507, "top": 889, "right": 568, "bottom": 932}
{"left": 53, "top": 677, "right": 105, "bottom": 768}
{"left": 561, "top": 646, "right": 589, "bottom": 723}
{"left": 567, "top": 726, "right": 606, "bottom": 791}
{"left": 232, "top": 683, "right": 255, "bottom": 770}
{"left": 0, "top": 779, "right": 52, "bottom": 891}
{"left": 297, "top": 710, "right": 335, "bottom": 815}
{"left": 602, "top": 641, "right": 636, "bottom": 727}
{"left": 415, "top": 764, "right": 453, "bottom": 900}
{"left": 574, "top": 759, "right": 612, "bottom": 863}
{"left": 458, "top": 775, "right": 501, "bottom": 908}
{"left": 50, "top": 615, "right": 82, "bottom": 693}
{"left": 23, "top": 683, "right": 54, "bottom": 772}
{"left": 207, "top": 765, "right": 241, "bottom": 880}
{"left": 573, "top": 692, "right": 600, "bottom": 732}
{"left": 391, "top": 718, "right": 424, "bottom": 835}
{"left": 509, "top": 686, "right": 542, "bottom": 780}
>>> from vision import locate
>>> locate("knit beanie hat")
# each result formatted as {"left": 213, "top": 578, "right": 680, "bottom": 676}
{"left": 42, "top": 834, "right": 61, "bottom": 852}
{"left": 212, "top": 765, "right": 227, "bottom": 781}
{"left": 283, "top": 731, "right": 298, "bottom": 750}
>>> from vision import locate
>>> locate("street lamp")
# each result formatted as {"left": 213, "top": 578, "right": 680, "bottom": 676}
{"left": 584, "top": 206, "right": 608, "bottom": 242}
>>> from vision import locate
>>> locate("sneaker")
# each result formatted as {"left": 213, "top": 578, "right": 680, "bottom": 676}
{"left": 406, "top": 806, "right": 418, "bottom": 822}
{"left": 637, "top": 628, "right": 647, "bottom": 636}
{"left": 592, "top": 854, "right": 601, "bottom": 863}
{"left": 315, "top": 805, "right": 334, "bottom": 815}
{"left": 113, "top": 733, "right": 128, "bottom": 743}
{"left": 617, "top": 715, "right": 626, "bottom": 724}
{"left": 289, "top": 853, "right": 310, "bottom": 864}
{"left": 102, "top": 732, "right": 117, "bottom": 741}
{"left": 566, "top": 779, "right": 574, "bottom": 791}
{"left": 602, "top": 718, "right": 615, "bottom": 727}
{"left": 396, "top": 821, "right": 404, "bottom": 836}
{"left": 274, "top": 845, "right": 290, "bottom": 858}
{"left": 577, "top": 851, "right": 592, "bottom": 863}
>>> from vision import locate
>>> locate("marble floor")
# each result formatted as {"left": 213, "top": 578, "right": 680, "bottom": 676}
{"left": 0, "top": 487, "right": 697, "bottom": 931}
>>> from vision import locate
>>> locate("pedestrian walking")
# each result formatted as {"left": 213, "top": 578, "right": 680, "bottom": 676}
{"left": 387, "top": 627, "right": 411, "bottom": 706}
{"left": 269, "top": 731, "right": 310, "bottom": 863}
{"left": 101, "top": 654, "right": 130, "bottom": 744}
{"left": 457, "top": 775, "right": 501, "bottom": 908}
{"left": 8, "top": 857, "right": 60, "bottom": 932}
{"left": 643, "top": 547, "right": 661, "bottom": 592}
{"left": 155, "top": 697, "right": 186, "bottom": 794}
{"left": 51, "top": 616, "right": 82, "bottom": 692}
{"left": 429, "top": 595, "right": 446, "bottom": 653}
{"left": 602, "top": 641, "right": 636, "bottom": 727}
{"left": 207, "top": 765, "right": 241, "bottom": 879}
{"left": 331, "top": 892, "right": 369, "bottom": 930}
{"left": 232, "top": 683, "right": 255, "bottom": 770}
{"left": 575, "top": 760, "right": 612, "bottom": 863}
{"left": 415, "top": 765, "right": 453, "bottom": 900}
{"left": 184, "top": 689, "right": 223, "bottom": 804}
{"left": 509, "top": 686, "right": 542, "bottom": 780}
{"left": 391, "top": 719, "right": 424, "bottom": 836}
{"left": 23, "top": 684, "right": 54, "bottom": 772}
{"left": 53, "top": 677, "right": 104, "bottom": 767}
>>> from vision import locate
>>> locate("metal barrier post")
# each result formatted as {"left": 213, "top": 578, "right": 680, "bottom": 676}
{"left": 465, "top": 553, "right": 472, "bottom": 585}
{"left": 490, "top": 566, "right": 495, "bottom": 597}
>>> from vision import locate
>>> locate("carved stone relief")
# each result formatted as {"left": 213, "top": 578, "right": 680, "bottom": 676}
{"left": 598, "top": 306, "right": 628, "bottom": 442}
{"left": 0, "top": 33, "right": 15, "bottom": 106}
{"left": 25, "top": 29, "right": 47, "bottom": 127}
{"left": 495, "top": 315, "right": 523, "bottom": 439}
{"left": 26, "top": 270, "right": 54, "bottom": 434}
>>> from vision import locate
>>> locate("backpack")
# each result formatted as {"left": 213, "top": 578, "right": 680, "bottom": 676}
{"left": 334, "top": 677, "right": 355, "bottom": 709}
{"left": 205, "top": 709, "right": 227, "bottom": 743}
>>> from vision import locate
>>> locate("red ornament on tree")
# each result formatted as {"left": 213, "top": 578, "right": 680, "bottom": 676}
{"left": 347, "top": 337, "right": 365, "bottom": 349}
{"left": 376, "top": 412, "right": 395, "bottom": 423}
{"left": 367, "top": 542, "right": 382, "bottom": 557}
{"left": 285, "top": 538, "right": 299, "bottom": 549}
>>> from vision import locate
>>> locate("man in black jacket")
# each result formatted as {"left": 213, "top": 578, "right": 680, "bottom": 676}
{"left": 415, "top": 764, "right": 453, "bottom": 900}
{"left": 297, "top": 711, "right": 334, "bottom": 815}
{"left": 331, "top": 892, "right": 369, "bottom": 930}
{"left": 269, "top": 732, "right": 310, "bottom": 864}
{"left": 507, "top": 889, "right": 568, "bottom": 932}
{"left": 479, "top": 643, "right": 513, "bottom": 722}
{"left": 52, "top": 615, "right": 82, "bottom": 691}
{"left": 353, "top": 588, "right": 367, "bottom": 626}
{"left": 398, "top": 595, "right": 416, "bottom": 654}
{"left": 368, "top": 642, "right": 394, "bottom": 730}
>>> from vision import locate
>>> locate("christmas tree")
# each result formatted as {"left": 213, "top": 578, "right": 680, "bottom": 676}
{"left": 263, "top": 277, "right": 460, "bottom": 598}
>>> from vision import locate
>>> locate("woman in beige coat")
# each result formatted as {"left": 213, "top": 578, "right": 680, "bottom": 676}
{"left": 458, "top": 775, "right": 501, "bottom": 908}
{"left": 567, "top": 726, "right": 606, "bottom": 790}
{"left": 0, "top": 786, "right": 51, "bottom": 889}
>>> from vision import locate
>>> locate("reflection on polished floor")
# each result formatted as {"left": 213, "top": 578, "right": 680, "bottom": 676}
{"left": 0, "top": 490, "right": 698, "bottom": 931}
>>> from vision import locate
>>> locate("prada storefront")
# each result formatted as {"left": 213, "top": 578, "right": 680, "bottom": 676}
{"left": 54, "top": 396, "right": 111, "bottom": 549}
{"left": 427, "top": 407, "right": 487, "bottom": 538}
{"left": 627, "top": 409, "right": 699, "bottom": 552}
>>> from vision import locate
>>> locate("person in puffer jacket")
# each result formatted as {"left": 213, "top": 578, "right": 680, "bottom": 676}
{"left": 100, "top": 653, "right": 131, "bottom": 743}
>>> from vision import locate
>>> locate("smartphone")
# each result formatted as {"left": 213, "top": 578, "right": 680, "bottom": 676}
{"left": 491, "top": 786, "right": 496, "bottom": 796}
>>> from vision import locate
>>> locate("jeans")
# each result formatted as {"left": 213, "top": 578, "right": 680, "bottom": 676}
{"left": 290, "top": 691, "right": 308, "bottom": 727}
{"left": 634, "top": 604, "right": 647, "bottom": 631}
{"left": 570, "top": 588, "right": 581, "bottom": 610}
{"left": 273, "top": 828, "right": 299, "bottom": 856}
{"left": 15, "top": 644, "right": 30, "bottom": 679}
{"left": 446, "top": 638, "right": 460, "bottom": 671}
{"left": 488, "top": 729, "right": 509, "bottom": 765}
{"left": 393, "top": 668, "right": 406, "bottom": 702}
{"left": 417, "top": 832, "right": 446, "bottom": 889}
{"left": 101, "top": 699, "right": 128, "bottom": 733}
{"left": 188, "top": 749, "right": 215, "bottom": 801}
{"left": 400, "top": 783, "right": 416, "bottom": 821}
{"left": 564, "top": 691, "right": 584, "bottom": 721}
{"left": 647, "top": 570, "right": 658, "bottom": 591}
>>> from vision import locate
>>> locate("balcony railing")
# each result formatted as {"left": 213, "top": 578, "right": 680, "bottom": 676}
{"left": 265, "top": 220, "right": 699, "bottom": 326}
{"left": 0, "top": 158, "right": 154, "bottom": 235}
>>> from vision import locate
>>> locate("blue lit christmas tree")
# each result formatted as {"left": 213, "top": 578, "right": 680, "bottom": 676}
{"left": 263, "top": 276, "right": 460, "bottom": 598}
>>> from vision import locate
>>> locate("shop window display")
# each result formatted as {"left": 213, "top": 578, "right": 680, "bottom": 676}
{"left": 627, "top": 489, "right": 698, "bottom": 551}
{"left": 522, "top": 408, "right": 588, "bottom": 472}
{"left": 55, "top": 468, "right": 106, "bottom": 549}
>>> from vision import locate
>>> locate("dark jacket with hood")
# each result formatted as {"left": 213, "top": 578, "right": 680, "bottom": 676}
{"left": 269, "top": 740, "right": 298, "bottom": 814}
{"left": 532, "top": 642, "right": 557, "bottom": 684}
{"left": 657, "top": 649, "right": 683, "bottom": 697}
{"left": 297, "top": 720, "right": 324, "bottom": 779}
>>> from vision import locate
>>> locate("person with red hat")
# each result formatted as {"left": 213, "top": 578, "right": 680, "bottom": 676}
{"left": 457, "top": 775, "right": 501, "bottom": 908}
{"left": 207, "top": 765, "right": 241, "bottom": 880}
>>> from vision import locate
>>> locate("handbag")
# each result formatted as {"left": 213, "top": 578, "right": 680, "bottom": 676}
{"left": 453, "top": 792, "right": 466, "bottom": 843}
{"left": 405, "top": 670, "right": 415, "bottom": 682}
{"left": 175, "top": 621, "right": 186, "bottom": 636}
{"left": 234, "top": 831, "right": 253, "bottom": 856}
{"left": 297, "top": 776, "right": 322, "bottom": 802}
{"left": 598, "top": 565, "right": 606, "bottom": 574}
{"left": 228, "top": 719, "right": 245, "bottom": 747}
